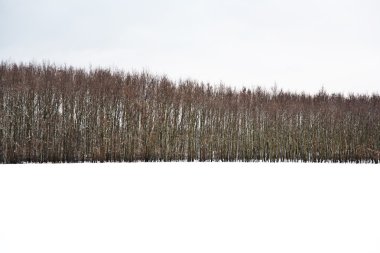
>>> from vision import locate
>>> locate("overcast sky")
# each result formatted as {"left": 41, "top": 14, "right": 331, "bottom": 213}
{"left": 1, "top": 0, "right": 379, "bottom": 94}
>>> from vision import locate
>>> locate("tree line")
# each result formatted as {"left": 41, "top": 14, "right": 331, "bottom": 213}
{"left": 0, "top": 62, "right": 379, "bottom": 163}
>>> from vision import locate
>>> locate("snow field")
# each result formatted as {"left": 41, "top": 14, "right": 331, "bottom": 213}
{"left": 0, "top": 162, "right": 379, "bottom": 253}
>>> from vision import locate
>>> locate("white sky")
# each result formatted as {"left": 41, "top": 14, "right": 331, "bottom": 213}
{"left": 1, "top": 0, "right": 379, "bottom": 94}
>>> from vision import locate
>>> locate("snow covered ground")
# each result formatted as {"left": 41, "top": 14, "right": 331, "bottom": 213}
{"left": 1, "top": 162, "right": 379, "bottom": 253}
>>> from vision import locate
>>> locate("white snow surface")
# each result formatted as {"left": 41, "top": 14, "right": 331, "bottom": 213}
{"left": 0, "top": 162, "right": 379, "bottom": 253}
